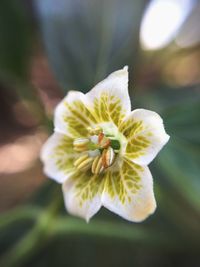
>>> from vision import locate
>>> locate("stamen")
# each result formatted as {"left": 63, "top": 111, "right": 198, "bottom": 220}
{"left": 74, "top": 126, "right": 120, "bottom": 174}
{"left": 74, "top": 154, "right": 94, "bottom": 172}
{"left": 73, "top": 138, "right": 89, "bottom": 152}
{"left": 77, "top": 157, "right": 94, "bottom": 171}
{"left": 74, "top": 154, "right": 89, "bottom": 167}
{"left": 102, "top": 147, "right": 115, "bottom": 168}
{"left": 98, "top": 132, "right": 104, "bottom": 143}
{"left": 91, "top": 155, "right": 104, "bottom": 174}
{"left": 98, "top": 133, "right": 110, "bottom": 148}
{"left": 87, "top": 126, "right": 102, "bottom": 135}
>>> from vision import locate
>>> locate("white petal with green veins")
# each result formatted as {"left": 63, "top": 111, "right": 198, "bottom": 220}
{"left": 54, "top": 91, "right": 96, "bottom": 138}
{"left": 84, "top": 66, "right": 131, "bottom": 126}
{"left": 120, "top": 109, "right": 170, "bottom": 165}
{"left": 41, "top": 132, "right": 75, "bottom": 183}
{"left": 62, "top": 172, "right": 105, "bottom": 222}
{"left": 101, "top": 158, "right": 156, "bottom": 222}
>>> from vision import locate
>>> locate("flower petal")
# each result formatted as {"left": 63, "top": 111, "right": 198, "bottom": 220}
{"left": 40, "top": 132, "right": 75, "bottom": 183}
{"left": 54, "top": 91, "right": 96, "bottom": 137}
{"left": 62, "top": 172, "right": 104, "bottom": 222}
{"left": 101, "top": 158, "right": 156, "bottom": 222}
{"left": 119, "top": 109, "right": 170, "bottom": 165}
{"left": 84, "top": 66, "right": 131, "bottom": 126}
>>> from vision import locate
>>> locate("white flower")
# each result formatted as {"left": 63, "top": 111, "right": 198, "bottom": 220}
{"left": 41, "top": 66, "right": 170, "bottom": 222}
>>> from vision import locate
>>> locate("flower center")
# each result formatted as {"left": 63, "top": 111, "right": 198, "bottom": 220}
{"left": 73, "top": 126, "right": 121, "bottom": 174}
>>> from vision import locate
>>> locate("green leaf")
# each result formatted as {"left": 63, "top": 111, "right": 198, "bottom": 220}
{"left": 0, "top": 0, "right": 33, "bottom": 80}
{"left": 35, "top": 0, "right": 148, "bottom": 92}
{"left": 156, "top": 138, "right": 200, "bottom": 211}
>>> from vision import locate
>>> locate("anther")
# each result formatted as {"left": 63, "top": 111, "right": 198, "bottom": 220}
{"left": 77, "top": 157, "right": 94, "bottom": 171}
{"left": 74, "top": 154, "right": 89, "bottom": 167}
{"left": 74, "top": 154, "right": 94, "bottom": 172}
{"left": 73, "top": 138, "right": 89, "bottom": 152}
{"left": 91, "top": 155, "right": 104, "bottom": 174}
{"left": 87, "top": 126, "right": 102, "bottom": 136}
{"left": 98, "top": 133, "right": 110, "bottom": 148}
{"left": 102, "top": 147, "right": 115, "bottom": 168}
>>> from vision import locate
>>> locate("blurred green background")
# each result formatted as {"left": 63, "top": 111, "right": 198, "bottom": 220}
{"left": 0, "top": 0, "right": 200, "bottom": 266}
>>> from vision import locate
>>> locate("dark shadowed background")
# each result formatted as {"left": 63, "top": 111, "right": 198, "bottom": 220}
{"left": 0, "top": 0, "right": 200, "bottom": 266}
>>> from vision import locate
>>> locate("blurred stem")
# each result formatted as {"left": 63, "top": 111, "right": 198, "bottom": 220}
{"left": 1, "top": 184, "right": 200, "bottom": 266}
{"left": 1, "top": 204, "right": 200, "bottom": 267}
{"left": 0, "top": 206, "right": 41, "bottom": 229}
{"left": 51, "top": 217, "right": 176, "bottom": 246}
{"left": 0, "top": 188, "right": 62, "bottom": 267}
{"left": 0, "top": 210, "right": 52, "bottom": 267}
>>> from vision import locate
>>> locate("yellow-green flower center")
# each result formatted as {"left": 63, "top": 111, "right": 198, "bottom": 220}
{"left": 73, "top": 126, "right": 122, "bottom": 174}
